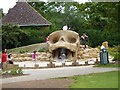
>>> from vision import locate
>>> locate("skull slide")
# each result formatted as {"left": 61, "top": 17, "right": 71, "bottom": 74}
{"left": 48, "top": 30, "right": 80, "bottom": 61}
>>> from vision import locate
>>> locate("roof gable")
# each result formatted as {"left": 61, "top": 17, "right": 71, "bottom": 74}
{"left": 2, "top": 2, "right": 52, "bottom": 26}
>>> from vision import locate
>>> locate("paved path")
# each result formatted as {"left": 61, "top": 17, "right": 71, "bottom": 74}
{"left": 1, "top": 65, "right": 118, "bottom": 84}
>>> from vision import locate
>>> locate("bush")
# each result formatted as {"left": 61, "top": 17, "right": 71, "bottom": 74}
{"left": 2, "top": 25, "right": 28, "bottom": 49}
{"left": 38, "top": 48, "right": 44, "bottom": 52}
{"left": 78, "top": 29, "right": 119, "bottom": 47}
{"left": 108, "top": 45, "right": 120, "bottom": 61}
{"left": 17, "top": 68, "right": 23, "bottom": 75}
{"left": 10, "top": 68, "right": 18, "bottom": 75}
{"left": 113, "top": 53, "right": 120, "bottom": 61}
{"left": 2, "top": 25, "right": 56, "bottom": 49}
{"left": 21, "top": 27, "right": 56, "bottom": 46}
{"left": 20, "top": 50, "right": 28, "bottom": 53}
{"left": 112, "top": 45, "right": 120, "bottom": 61}
{"left": 38, "top": 46, "right": 49, "bottom": 52}
{"left": 10, "top": 68, "right": 23, "bottom": 75}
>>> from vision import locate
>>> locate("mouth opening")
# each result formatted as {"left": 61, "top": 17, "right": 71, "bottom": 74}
{"left": 52, "top": 47, "right": 75, "bottom": 61}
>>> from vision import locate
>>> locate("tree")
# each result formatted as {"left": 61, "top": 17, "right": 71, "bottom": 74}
{"left": 28, "top": 2, "right": 120, "bottom": 47}
{"left": 2, "top": 2, "right": 118, "bottom": 49}
{"left": 0, "top": 9, "right": 4, "bottom": 19}
{"left": 2, "top": 25, "right": 28, "bottom": 49}
{"left": 75, "top": 2, "right": 119, "bottom": 46}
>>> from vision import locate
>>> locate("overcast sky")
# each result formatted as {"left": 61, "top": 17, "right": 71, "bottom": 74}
{"left": 0, "top": 0, "right": 90, "bottom": 13}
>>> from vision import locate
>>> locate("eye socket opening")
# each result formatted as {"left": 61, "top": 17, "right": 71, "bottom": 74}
{"left": 52, "top": 37, "right": 59, "bottom": 43}
{"left": 49, "top": 35, "right": 60, "bottom": 44}
{"left": 67, "top": 37, "right": 77, "bottom": 43}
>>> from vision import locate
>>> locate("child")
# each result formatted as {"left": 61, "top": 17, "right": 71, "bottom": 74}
{"left": 46, "top": 36, "right": 49, "bottom": 44}
{"left": 8, "top": 53, "right": 13, "bottom": 64}
{"left": 32, "top": 51, "right": 37, "bottom": 62}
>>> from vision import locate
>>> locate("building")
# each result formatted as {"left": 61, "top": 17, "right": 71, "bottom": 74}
{"left": 2, "top": 2, "right": 51, "bottom": 27}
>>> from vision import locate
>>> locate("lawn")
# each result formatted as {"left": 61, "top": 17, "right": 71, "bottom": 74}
{"left": 69, "top": 71, "right": 118, "bottom": 88}
{"left": 7, "top": 43, "right": 48, "bottom": 54}
{"left": 94, "top": 63, "right": 119, "bottom": 68}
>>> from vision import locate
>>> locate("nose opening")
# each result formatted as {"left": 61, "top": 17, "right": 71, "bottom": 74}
{"left": 59, "top": 37, "right": 65, "bottom": 42}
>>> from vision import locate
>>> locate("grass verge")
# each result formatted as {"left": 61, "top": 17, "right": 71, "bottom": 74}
{"left": 69, "top": 71, "right": 118, "bottom": 88}
{"left": 7, "top": 43, "right": 47, "bottom": 54}
{"left": 94, "top": 63, "right": 119, "bottom": 68}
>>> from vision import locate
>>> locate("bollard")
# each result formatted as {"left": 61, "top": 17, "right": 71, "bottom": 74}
{"left": 47, "top": 61, "right": 55, "bottom": 68}
{"left": 35, "top": 64, "right": 39, "bottom": 68}
{"left": 24, "top": 64, "right": 26, "bottom": 69}
{"left": 62, "top": 63, "right": 65, "bottom": 67}
{"left": 72, "top": 61, "right": 79, "bottom": 66}
{"left": 85, "top": 61, "right": 88, "bottom": 65}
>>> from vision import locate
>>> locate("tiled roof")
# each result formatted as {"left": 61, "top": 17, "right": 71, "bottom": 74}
{"left": 2, "top": 2, "right": 52, "bottom": 26}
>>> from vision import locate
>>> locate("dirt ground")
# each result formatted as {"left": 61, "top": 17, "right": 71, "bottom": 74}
{"left": 2, "top": 78, "right": 74, "bottom": 89}
{"left": 2, "top": 74, "right": 29, "bottom": 79}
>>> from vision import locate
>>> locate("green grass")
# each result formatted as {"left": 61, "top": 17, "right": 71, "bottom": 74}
{"left": 94, "top": 63, "right": 119, "bottom": 68}
{"left": 7, "top": 43, "right": 48, "bottom": 54}
{"left": 69, "top": 71, "right": 118, "bottom": 88}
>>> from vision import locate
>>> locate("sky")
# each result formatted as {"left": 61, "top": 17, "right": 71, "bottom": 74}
{"left": 0, "top": 0, "right": 90, "bottom": 13}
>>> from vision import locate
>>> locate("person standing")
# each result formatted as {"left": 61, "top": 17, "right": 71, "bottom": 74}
{"left": 81, "top": 33, "right": 88, "bottom": 49}
{"left": 32, "top": 51, "right": 37, "bottom": 63}
{"left": 2, "top": 50, "right": 7, "bottom": 69}
{"left": 46, "top": 36, "right": 49, "bottom": 44}
{"left": 8, "top": 53, "right": 13, "bottom": 64}
{"left": 63, "top": 25, "right": 68, "bottom": 30}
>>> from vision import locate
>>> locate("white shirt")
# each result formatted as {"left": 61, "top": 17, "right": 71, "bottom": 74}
{"left": 101, "top": 45, "right": 105, "bottom": 49}
{"left": 63, "top": 25, "right": 68, "bottom": 30}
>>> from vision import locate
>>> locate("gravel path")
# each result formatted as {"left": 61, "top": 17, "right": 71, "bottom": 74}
{"left": 1, "top": 65, "right": 118, "bottom": 84}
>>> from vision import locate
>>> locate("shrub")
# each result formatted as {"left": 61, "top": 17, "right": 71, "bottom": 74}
{"left": 10, "top": 68, "right": 23, "bottom": 75}
{"left": 113, "top": 52, "right": 120, "bottom": 61}
{"left": 112, "top": 45, "right": 120, "bottom": 61}
{"left": 108, "top": 45, "right": 120, "bottom": 61}
{"left": 10, "top": 68, "right": 18, "bottom": 75}
{"left": 21, "top": 27, "right": 56, "bottom": 46}
{"left": 17, "top": 68, "right": 23, "bottom": 75}
{"left": 38, "top": 48, "right": 44, "bottom": 52}
{"left": 2, "top": 25, "right": 28, "bottom": 49}
{"left": 38, "top": 44, "right": 49, "bottom": 52}
{"left": 19, "top": 50, "right": 28, "bottom": 53}
{"left": 38, "top": 48, "right": 49, "bottom": 52}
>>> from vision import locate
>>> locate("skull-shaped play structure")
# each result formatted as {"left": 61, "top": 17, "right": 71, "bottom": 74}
{"left": 48, "top": 30, "right": 80, "bottom": 62}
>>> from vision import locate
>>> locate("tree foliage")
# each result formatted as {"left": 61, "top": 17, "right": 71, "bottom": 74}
{"left": 2, "top": 2, "right": 119, "bottom": 49}
{"left": 21, "top": 26, "right": 56, "bottom": 45}
{"left": 29, "top": 2, "right": 119, "bottom": 47}
{"left": 2, "top": 25, "right": 28, "bottom": 49}
{"left": 0, "top": 9, "right": 4, "bottom": 19}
